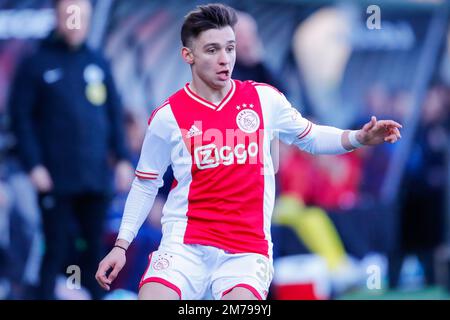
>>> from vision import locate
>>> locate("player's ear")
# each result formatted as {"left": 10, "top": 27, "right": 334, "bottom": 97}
{"left": 182, "top": 47, "right": 194, "bottom": 65}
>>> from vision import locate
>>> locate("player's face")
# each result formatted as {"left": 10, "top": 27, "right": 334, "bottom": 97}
{"left": 187, "top": 26, "right": 236, "bottom": 90}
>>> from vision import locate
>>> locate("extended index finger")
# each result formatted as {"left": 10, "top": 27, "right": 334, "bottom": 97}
{"left": 378, "top": 120, "right": 403, "bottom": 129}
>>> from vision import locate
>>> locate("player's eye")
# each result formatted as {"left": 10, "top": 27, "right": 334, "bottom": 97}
{"left": 226, "top": 46, "right": 235, "bottom": 52}
{"left": 207, "top": 48, "right": 216, "bottom": 54}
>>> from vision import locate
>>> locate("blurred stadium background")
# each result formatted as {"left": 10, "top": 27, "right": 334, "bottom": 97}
{"left": 1, "top": 0, "right": 450, "bottom": 300}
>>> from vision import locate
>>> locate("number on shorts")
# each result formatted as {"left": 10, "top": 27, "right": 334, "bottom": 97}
{"left": 256, "top": 258, "right": 269, "bottom": 284}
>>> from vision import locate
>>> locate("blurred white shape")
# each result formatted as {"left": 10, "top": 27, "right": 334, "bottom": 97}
{"left": 55, "top": 275, "right": 91, "bottom": 300}
{"left": 273, "top": 254, "right": 331, "bottom": 300}
{"left": 329, "top": 255, "right": 365, "bottom": 294}
{"left": 0, "top": 9, "right": 55, "bottom": 40}
{"left": 398, "top": 255, "right": 425, "bottom": 290}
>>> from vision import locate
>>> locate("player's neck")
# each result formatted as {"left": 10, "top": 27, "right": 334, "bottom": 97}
{"left": 189, "top": 78, "right": 232, "bottom": 105}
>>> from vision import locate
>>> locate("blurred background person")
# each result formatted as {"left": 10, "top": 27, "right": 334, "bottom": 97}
{"left": 389, "top": 83, "right": 449, "bottom": 289}
{"left": 8, "top": 0, "right": 133, "bottom": 299}
{"left": 233, "top": 10, "right": 284, "bottom": 90}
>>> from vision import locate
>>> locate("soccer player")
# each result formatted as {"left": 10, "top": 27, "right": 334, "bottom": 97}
{"left": 96, "top": 3, "right": 402, "bottom": 300}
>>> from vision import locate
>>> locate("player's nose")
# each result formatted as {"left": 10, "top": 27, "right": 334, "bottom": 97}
{"left": 218, "top": 49, "right": 230, "bottom": 65}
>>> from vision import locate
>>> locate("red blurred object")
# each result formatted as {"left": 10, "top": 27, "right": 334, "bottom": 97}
{"left": 278, "top": 145, "right": 362, "bottom": 211}
{"left": 273, "top": 282, "right": 320, "bottom": 300}
{"left": 272, "top": 254, "right": 331, "bottom": 300}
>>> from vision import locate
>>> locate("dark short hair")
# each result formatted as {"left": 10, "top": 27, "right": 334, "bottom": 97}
{"left": 181, "top": 3, "right": 238, "bottom": 47}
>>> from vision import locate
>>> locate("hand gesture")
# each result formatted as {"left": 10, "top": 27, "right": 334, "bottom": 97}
{"left": 357, "top": 116, "right": 402, "bottom": 146}
{"left": 95, "top": 246, "right": 127, "bottom": 291}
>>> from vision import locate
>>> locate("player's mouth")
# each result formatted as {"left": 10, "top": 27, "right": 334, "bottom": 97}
{"left": 217, "top": 70, "right": 230, "bottom": 81}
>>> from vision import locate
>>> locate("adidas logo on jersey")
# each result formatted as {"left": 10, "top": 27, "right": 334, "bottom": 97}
{"left": 185, "top": 125, "right": 202, "bottom": 138}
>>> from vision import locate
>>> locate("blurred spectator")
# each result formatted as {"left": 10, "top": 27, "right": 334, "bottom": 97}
{"left": 347, "top": 85, "right": 406, "bottom": 258}
{"left": 0, "top": 44, "right": 38, "bottom": 299}
{"left": 233, "top": 11, "right": 283, "bottom": 90}
{"left": 357, "top": 84, "right": 401, "bottom": 203}
{"left": 0, "top": 160, "right": 42, "bottom": 300}
{"left": 274, "top": 143, "right": 365, "bottom": 295}
{"left": 279, "top": 144, "right": 362, "bottom": 212}
{"left": 8, "top": 0, "right": 133, "bottom": 299}
{"left": 389, "top": 84, "right": 449, "bottom": 288}
{"left": 276, "top": 141, "right": 362, "bottom": 253}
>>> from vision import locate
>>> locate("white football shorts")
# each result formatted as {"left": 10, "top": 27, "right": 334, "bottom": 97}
{"left": 139, "top": 240, "right": 273, "bottom": 300}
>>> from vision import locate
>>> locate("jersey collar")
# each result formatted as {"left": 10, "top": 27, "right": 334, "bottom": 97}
{"left": 183, "top": 79, "right": 236, "bottom": 111}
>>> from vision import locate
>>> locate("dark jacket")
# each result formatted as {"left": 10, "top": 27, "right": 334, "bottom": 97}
{"left": 9, "top": 33, "right": 129, "bottom": 195}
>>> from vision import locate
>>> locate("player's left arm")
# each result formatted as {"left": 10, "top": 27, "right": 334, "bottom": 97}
{"left": 271, "top": 89, "right": 402, "bottom": 154}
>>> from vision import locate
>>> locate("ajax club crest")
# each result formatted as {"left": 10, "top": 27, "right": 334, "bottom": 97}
{"left": 236, "top": 109, "right": 260, "bottom": 133}
{"left": 152, "top": 253, "right": 172, "bottom": 271}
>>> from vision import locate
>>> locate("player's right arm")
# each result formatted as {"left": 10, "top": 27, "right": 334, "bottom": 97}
{"left": 96, "top": 105, "right": 172, "bottom": 291}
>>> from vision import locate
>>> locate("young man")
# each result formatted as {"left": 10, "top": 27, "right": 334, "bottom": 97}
{"left": 96, "top": 4, "right": 402, "bottom": 300}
